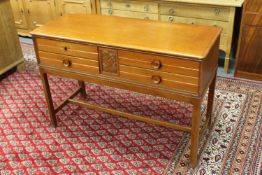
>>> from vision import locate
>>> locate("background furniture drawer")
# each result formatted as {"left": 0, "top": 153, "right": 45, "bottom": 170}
{"left": 100, "top": 0, "right": 158, "bottom": 13}
{"left": 38, "top": 51, "right": 99, "bottom": 74}
{"left": 194, "top": 18, "right": 229, "bottom": 34}
{"left": 118, "top": 50, "right": 200, "bottom": 77}
{"left": 37, "top": 38, "right": 98, "bottom": 60}
{"left": 159, "top": 3, "right": 230, "bottom": 21}
{"left": 160, "top": 15, "right": 229, "bottom": 35}
{"left": 101, "top": 9, "right": 158, "bottom": 20}
{"left": 119, "top": 65, "right": 199, "bottom": 93}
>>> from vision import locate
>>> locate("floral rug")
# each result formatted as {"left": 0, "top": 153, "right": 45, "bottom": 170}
{"left": 0, "top": 43, "right": 261, "bottom": 175}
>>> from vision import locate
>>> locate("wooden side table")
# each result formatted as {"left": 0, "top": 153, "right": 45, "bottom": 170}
{"left": 31, "top": 14, "right": 221, "bottom": 167}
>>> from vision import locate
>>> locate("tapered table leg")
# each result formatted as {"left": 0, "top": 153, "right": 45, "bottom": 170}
{"left": 190, "top": 100, "right": 201, "bottom": 168}
{"left": 206, "top": 73, "right": 217, "bottom": 128}
{"left": 40, "top": 70, "right": 57, "bottom": 127}
{"left": 78, "top": 80, "right": 86, "bottom": 99}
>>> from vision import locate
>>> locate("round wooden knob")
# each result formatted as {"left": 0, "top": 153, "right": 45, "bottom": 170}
{"left": 214, "top": 8, "right": 220, "bottom": 15}
{"left": 144, "top": 5, "right": 149, "bottom": 12}
{"left": 63, "top": 60, "right": 71, "bottom": 67}
{"left": 151, "top": 60, "right": 161, "bottom": 69}
{"left": 169, "top": 8, "right": 175, "bottom": 15}
{"left": 151, "top": 75, "right": 161, "bottom": 84}
{"left": 108, "top": 9, "right": 113, "bottom": 15}
{"left": 64, "top": 46, "right": 68, "bottom": 51}
{"left": 168, "top": 16, "right": 174, "bottom": 22}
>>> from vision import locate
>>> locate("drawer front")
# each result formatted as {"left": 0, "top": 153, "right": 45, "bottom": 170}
{"left": 159, "top": 15, "right": 228, "bottom": 49}
{"left": 194, "top": 18, "right": 229, "bottom": 35}
{"left": 118, "top": 50, "right": 200, "bottom": 77}
{"left": 101, "top": 9, "right": 158, "bottom": 20}
{"left": 160, "top": 15, "right": 196, "bottom": 24}
{"left": 119, "top": 65, "right": 199, "bottom": 93}
{"left": 159, "top": 3, "right": 230, "bottom": 21}
{"left": 160, "top": 15, "right": 229, "bottom": 35}
{"left": 100, "top": 0, "right": 158, "bottom": 13}
{"left": 37, "top": 38, "right": 98, "bottom": 60}
{"left": 38, "top": 51, "right": 99, "bottom": 74}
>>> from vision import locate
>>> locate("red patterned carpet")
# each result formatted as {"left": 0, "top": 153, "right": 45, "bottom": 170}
{"left": 0, "top": 43, "right": 261, "bottom": 175}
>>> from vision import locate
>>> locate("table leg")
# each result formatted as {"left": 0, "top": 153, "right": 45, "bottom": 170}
{"left": 40, "top": 71, "right": 57, "bottom": 127}
{"left": 78, "top": 80, "right": 86, "bottom": 99}
{"left": 206, "top": 74, "right": 217, "bottom": 128}
{"left": 190, "top": 100, "right": 201, "bottom": 168}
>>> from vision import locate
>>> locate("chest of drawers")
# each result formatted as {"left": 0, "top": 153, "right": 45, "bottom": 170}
{"left": 0, "top": 0, "right": 24, "bottom": 75}
{"left": 31, "top": 14, "right": 220, "bottom": 168}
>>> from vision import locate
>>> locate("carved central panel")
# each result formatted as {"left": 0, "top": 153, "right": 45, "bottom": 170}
{"left": 99, "top": 47, "right": 119, "bottom": 74}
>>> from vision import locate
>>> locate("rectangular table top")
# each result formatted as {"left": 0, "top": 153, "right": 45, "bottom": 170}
{"left": 31, "top": 14, "right": 221, "bottom": 60}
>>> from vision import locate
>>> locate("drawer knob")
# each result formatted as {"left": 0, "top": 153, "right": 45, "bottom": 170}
{"left": 144, "top": 5, "right": 149, "bottom": 12}
{"left": 214, "top": 8, "right": 220, "bottom": 15}
{"left": 64, "top": 46, "right": 68, "bottom": 51}
{"left": 151, "top": 60, "right": 161, "bottom": 69}
{"left": 169, "top": 8, "right": 175, "bottom": 15}
{"left": 63, "top": 60, "right": 71, "bottom": 67}
{"left": 168, "top": 16, "right": 174, "bottom": 22}
{"left": 152, "top": 75, "right": 161, "bottom": 84}
{"left": 108, "top": 9, "right": 113, "bottom": 15}
{"left": 126, "top": 4, "right": 130, "bottom": 8}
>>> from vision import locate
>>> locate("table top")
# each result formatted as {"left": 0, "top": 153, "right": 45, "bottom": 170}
{"left": 31, "top": 14, "right": 221, "bottom": 60}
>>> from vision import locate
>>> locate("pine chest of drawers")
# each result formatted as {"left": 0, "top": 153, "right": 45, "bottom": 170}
{"left": 31, "top": 14, "right": 221, "bottom": 168}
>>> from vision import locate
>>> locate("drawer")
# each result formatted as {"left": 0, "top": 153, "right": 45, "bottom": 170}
{"left": 160, "top": 15, "right": 197, "bottom": 24}
{"left": 101, "top": 9, "right": 158, "bottom": 20}
{"left": 194, "top": 18, "right": 229, "bottom": 35}
{"left": 159, "top": 3, "right": 230, "bottom": 21}
{"left": 36, "top": 38, "right": 98, "bottom": 60}
{"left": 100, "top": 0, "right": 158, "bottom": 13}
{"left": 160, "top": 15, "right": 229, "bottom": 35}
{"left": 118, "top": 50, "right": 200, "bottom": 77}
{"left": 160, "top": 15, "right": 228, "bottom": 49}
{"left": 38, "top": 51, "right": 99, "bottom": 74}
{"left": 119, "top": 65, "right": 199, "bottom": 93}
